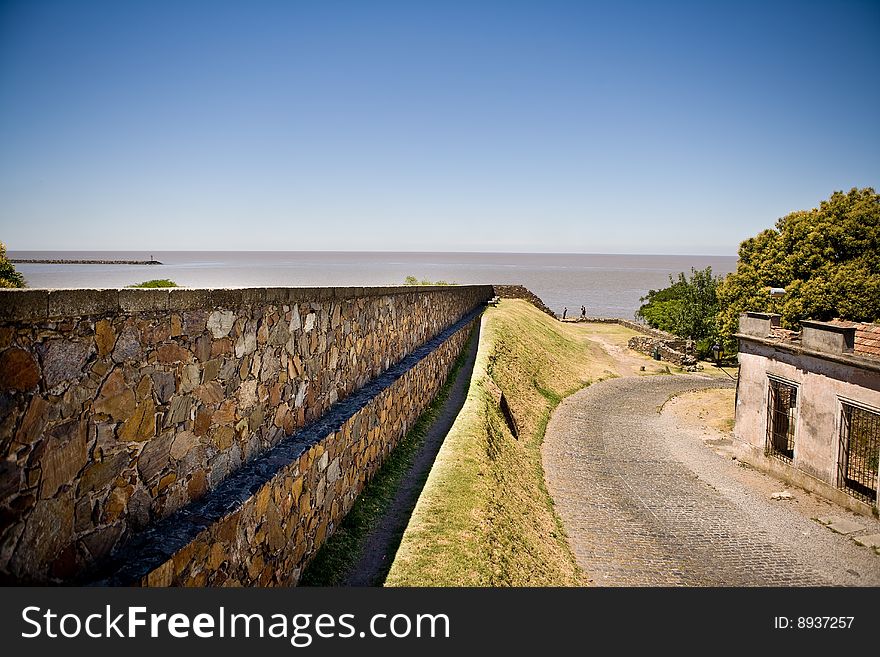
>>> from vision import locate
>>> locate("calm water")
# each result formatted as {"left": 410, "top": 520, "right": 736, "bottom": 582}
{"left": 9, "top": 251, "right": 737, "bottom": 319}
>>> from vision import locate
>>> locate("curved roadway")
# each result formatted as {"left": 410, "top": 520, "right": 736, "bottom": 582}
{"left": 543, "top": 374, "right": 880, "bottom": 586}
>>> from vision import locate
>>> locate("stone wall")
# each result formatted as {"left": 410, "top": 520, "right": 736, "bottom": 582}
{"left": 101, "top": 314, "right": 479, "bottom": 586}
{"left": 491, "top": 285, "right": 555, "bottom": 317}
{"left": 0, "top": 285, "right": 492, "bottom": 582}
{"left": 571, "top": 316, "right": 672, "bottom": 339}
{"left": 563, "top": 316, "right": 695, "bottom": 366}
{"left": 627, "top": 335, "right": 696, "bottom": 367}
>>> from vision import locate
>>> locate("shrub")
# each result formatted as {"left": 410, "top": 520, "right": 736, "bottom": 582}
{"left": 127, "top": 279, "right": 178, "bottom": 288}
{"left": 404, "top": 276, "right": 454, "bottom": 286}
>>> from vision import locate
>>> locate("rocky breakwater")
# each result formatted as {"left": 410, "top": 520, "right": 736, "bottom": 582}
{"left": 0, "top": 284, "right": 491, "bottom": 582}
{"left": 11, "top": 259, "right": 162, "bottom": 265}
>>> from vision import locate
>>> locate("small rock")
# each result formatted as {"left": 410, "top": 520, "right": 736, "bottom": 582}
{"left": 234, "top": 327, "right": 257, "bottom": 358}
{"left": 40, "top": 419, "right": 88, "bottom": 498}
{"left": 118, "top": 397, "right": 157, "bottom": 442}
{"left": 136, "top": 432, "right": 173, "bottom": 483}
{"left": 156, "top": 343, "right": 192, "bottom": 364}
{"left": 111, "top": 326, "right": 142, "bottom": 363}
{"left": 169, "top": 430, "right": 199, "bottom": 460}
{"left": 42, "top": 340, "right": 93, "bottom": 390}
{"left": 0, "top": 347, "right": 41, "bottom": 391}
{"left": 93, "top": 368, "right": 136, "bottom": 421}
{"left": 206, "top": 310, "right": 234, "bottom": 339}
{"left": 771, "top": 491, "right": 794, "bottom": 500}
{"left": 151, "top": 371, "right": 175, "bottom": 403}
{"left": 95, "top": 319, "right": 116, "bottom": 358}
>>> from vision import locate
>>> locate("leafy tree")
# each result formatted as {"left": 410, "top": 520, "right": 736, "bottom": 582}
{"left": 717, "top": 188, "right": 880, "bottom": 340}
{"left": 637, "top": 266, "right": 721, "bottom": 341}
{"left": 0, "top": 241, "right": 25, "bottom": 288}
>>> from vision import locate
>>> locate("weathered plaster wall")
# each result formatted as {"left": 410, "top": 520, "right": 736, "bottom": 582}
{"left": 0, "top": 285, "right": 491, "bottom": 582}
{"left": 734, "top": 340, "right": 880, "bottom": 511}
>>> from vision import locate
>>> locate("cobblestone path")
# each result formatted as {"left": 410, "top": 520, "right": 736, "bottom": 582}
{"left": 543, "top": 375, "right": 880, "bottom": 586}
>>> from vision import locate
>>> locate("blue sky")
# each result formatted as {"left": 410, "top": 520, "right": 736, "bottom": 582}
{"left": 1, "top": 0, "right": 878, "bottom": 254}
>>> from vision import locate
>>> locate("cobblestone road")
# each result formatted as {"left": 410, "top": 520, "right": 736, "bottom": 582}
{"left": 543, "top": 375, "right": 880, "bottom": 586}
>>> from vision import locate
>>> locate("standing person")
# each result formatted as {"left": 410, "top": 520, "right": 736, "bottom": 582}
{"left": 562, "top": 307, "right": 567, "bottom": 320}
{"left": 581, "top": 305, "right": 586, "bottom": 319}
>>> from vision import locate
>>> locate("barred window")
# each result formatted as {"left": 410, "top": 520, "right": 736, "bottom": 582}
{"left": 766, "top": 378, "right": 797, "bottom": 462}
{"left": 838, "top": 403, "right": 880, "bottom": 504}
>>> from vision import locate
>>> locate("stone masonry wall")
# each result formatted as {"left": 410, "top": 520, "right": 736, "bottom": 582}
{"left": 627, "top": 335, "right": 696, "bottom": 367}
{"left": 578, "top": 317, "right": 674, "bottom": 339}
{"left": 0, "top": 285, "right": 492, "bottom": 582}
{"left": 106, "top": 315, "right": 479, "bottom": 586}
{"left": 564, "top": 317, "right": 696, "bottom": 365}
{"left": 491, "top": 285, "right": 555, "bottom": 317}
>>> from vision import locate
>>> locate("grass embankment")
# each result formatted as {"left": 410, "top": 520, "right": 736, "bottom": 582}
{"left": 299, "top": 326, "right": 477, "bottom": 586}
{"left": 386, "top": 299, "right": 617, "bottom": 586}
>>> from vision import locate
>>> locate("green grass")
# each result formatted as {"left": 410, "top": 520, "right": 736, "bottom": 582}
{"left": 386, "top": 299, "right": 618, "bottom": 586}
{"left": 127, "top": 279, "right": 178, "bottom": 288}
{"left": 299, "top": 327, "right": 477, "bottom": 586}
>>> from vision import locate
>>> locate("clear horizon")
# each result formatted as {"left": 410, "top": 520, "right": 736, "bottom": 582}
{"left": 1, "top": 1, "right": 878, "bottom": 254}
{"left": 9, "top": 248, "right": 739, "bottom": 256}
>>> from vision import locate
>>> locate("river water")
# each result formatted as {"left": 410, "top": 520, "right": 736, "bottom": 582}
{"left": 9, "top": 251, "right": 737, "bottom": 319}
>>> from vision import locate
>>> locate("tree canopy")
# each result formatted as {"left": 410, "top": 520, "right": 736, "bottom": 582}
{"left": 716, "top": 187, "right": 880, "bottom": 338}
{"left": 636, "top": 188, "right": 879, "bottom": 353}
{"left": 636, "top": 266, "right": 721, "bottom": 341}
{"left": 0, "top": 242, "right": 25, "bottom": 288}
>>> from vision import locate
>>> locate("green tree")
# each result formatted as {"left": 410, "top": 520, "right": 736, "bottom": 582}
{"left": 637, "top": 266, "right": 721, "bottom": 341}
{"left": 717, "top": 188, "right": 880, "bottom": 341}
{"left": 0, "top": 242, "right": 25, "bottom": 288}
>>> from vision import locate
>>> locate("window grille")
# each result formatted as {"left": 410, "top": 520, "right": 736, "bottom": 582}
{"left": 838, "top": 403, "right": 880, "bottom": 504}
{"left": 766, "top": 379, "right": 797, "bottom": 462}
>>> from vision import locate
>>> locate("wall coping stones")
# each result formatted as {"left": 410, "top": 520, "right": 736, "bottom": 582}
{"left": 0, "top": 285, "right": 494, "bottom": 321}
{"left": 90, "top": 306, "right": 484, "bottom": 585}
{"left": 118, "top": 288, "right": 170, "bottom": 313}
{"left": 47, "top": 289, "right": 120, "bottom": 317}
{"left": 736, "top": 333, "right": 880, "bottom": 375}
{"left": 0, "top": 289, "right": 49, "bottom": 321}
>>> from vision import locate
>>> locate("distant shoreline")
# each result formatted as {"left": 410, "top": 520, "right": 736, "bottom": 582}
{"left": 11, "top": 259, "right": 162, "bottom": 265}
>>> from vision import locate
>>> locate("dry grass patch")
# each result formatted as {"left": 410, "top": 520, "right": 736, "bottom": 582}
{"left": 663, "top": 387, "right": 736, "bottom": 435}
{"left": 562, "top": 320, "right": 642, "bottom": 348}
{"left": 386, "top": 300, "right": 613, "bottom": 586}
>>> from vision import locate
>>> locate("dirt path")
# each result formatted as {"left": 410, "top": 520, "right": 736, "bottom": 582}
{"left": 340, "top": 324, "right": 481, "bottom": 586}
{"left": 584, "top": 332, "right": 657, "bottom": 376}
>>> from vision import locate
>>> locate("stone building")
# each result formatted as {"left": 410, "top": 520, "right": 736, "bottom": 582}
{"left": 733, "top": 312, "right": 880, "bottom": 515}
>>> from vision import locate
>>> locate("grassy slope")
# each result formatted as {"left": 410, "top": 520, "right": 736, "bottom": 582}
{"left": 300, "top": 327, "right": 477, "bottom": 586}
{"left": 385, "top": 299, "right": 618, "bottom": 586}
